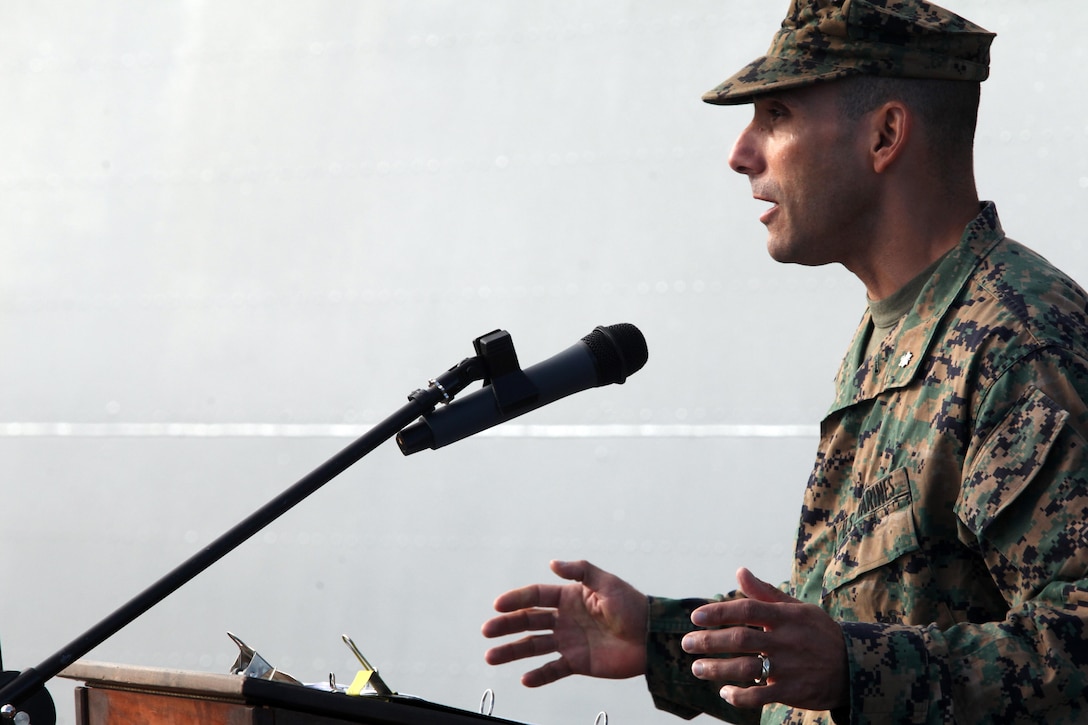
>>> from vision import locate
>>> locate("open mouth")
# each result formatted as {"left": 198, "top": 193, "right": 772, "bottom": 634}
{"left": 755, "top": 196, "right": 779, "bottom": 223}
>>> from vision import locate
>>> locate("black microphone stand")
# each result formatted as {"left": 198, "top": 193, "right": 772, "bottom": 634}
{"left": 0, "top": 339, "right": 511, "bottom": 723}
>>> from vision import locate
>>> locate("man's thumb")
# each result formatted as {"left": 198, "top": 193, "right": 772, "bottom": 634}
{"left": 736, "top": 567, "right": 796, "bottom": 603}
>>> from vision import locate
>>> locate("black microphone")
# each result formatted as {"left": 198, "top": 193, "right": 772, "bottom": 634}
{"left": 396, "top": 323, "right": 648, "bottom": 455}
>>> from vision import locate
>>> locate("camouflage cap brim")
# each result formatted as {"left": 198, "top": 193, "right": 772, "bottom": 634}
{"left": 702, "top": 54, "right": 861, "bottom": 106}
{"left": 704, "top": 0, "right": 994, "bottom": 106}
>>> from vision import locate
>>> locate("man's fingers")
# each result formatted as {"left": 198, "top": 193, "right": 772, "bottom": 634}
{"left": 492, "top": 583, "right": 563, "bottom": 613}
{"left": 482, "top": 607, "right": 558, "bottom": 638}
{"left": 690, "top": 598, "right": 780, "bottom": 631}
{"left": 483, "top": 633, "right": 558, "bottom": 666}
{"left": 691, "top": 654, "right": 766, "bottom": 684}
{"left": 549, "top": 559, "right": 597, "bottom": 585}
{"left": 491, "top": 560, "right": 597, "bottom": 613}
{"left": 720, "top": 683, "right": 779, "bottom": 710}
{"left": 484, "top": 637, "right": 576, "bottom": 688}
{"left": 521, "top": 657, "right": 574, "bottom": 688}
{"left": 689, "top": 570, "right": 796, "bottom": 630}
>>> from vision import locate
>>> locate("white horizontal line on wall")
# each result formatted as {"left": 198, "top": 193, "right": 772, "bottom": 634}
{"left": 0, "top": 422, "right": 819, "bottom": 439}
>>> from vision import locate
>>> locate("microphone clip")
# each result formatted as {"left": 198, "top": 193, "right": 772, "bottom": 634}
{"left": 471, "top": 330, "right": 539, "bottom": 414}
{"left": 405, "top": 329, "right": 537, "bottom": 414}
{"left": 398, "top": 329, "right": 539, "bottom": 455}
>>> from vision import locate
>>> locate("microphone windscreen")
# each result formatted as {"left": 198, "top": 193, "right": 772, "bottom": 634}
{"left": 582, "top": 323, "right": 648, "bottom": 385}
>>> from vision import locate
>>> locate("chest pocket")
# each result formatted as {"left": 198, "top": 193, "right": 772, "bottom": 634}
{"left": 822, "top": 467, "right": 920, "bottom": 596}
{"left": 956, "top": 385, "right": 1069, "bottom": 538}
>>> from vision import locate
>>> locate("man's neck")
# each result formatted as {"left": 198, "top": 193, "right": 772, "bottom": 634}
{"left": 849, "top": 194, "right": 979, "bottom": 301}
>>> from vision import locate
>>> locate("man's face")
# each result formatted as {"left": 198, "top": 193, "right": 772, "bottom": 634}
{"left": 728, "top": 82, "right": 876, "bottom": 269}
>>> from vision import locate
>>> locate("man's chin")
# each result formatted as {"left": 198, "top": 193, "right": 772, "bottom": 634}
{"left": 766, "top": 241, "right": 831, "bottom": 268}
{"left": 766, "top": 239, "right": 801, "bottom": 265}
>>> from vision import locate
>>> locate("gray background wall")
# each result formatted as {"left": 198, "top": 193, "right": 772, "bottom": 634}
{"left": 0, "top": 1, "right": 1084, "bottom": 723}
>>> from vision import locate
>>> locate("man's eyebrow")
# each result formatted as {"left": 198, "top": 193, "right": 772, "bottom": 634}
{"left": 754, "top": 93, "right": 793, "bottom": 106}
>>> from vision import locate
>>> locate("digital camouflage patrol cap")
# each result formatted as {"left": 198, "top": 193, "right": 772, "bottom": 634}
{"left": 703, "top": 0, "right": 995, "bottom": 105}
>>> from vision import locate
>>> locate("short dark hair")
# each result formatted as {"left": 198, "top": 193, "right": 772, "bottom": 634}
{"left": 836, "top": 75, "right": 981, "bottom": 167}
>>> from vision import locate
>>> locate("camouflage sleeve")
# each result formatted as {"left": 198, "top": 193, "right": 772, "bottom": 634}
{"left": 840, "top": 350, "right": 1088, "bottom": 723}
{"left": 644, "top": 595, "right": 762, "bottom": 724}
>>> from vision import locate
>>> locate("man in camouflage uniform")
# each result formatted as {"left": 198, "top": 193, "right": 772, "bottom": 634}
{"left": 482, "top": 1, "right": 1088, "bottom": 723}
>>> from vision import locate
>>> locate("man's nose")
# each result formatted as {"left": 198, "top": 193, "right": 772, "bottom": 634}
{"left": 728, "top": 123, "right": 763, "bottom": 177}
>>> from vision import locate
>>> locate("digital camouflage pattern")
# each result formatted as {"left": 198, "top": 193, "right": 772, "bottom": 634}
{"left": 646, "top": 597, "right": 760, "bottom": 724}
{"left": 645, "top": 204, "right": 1088, "bottom": 723}
{"left": 702, "top": 0, "right": 994, "bottom": 106}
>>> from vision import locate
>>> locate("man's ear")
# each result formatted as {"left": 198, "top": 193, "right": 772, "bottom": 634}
{"left": 870, "top": 101, "right": 911, "bottom": 174}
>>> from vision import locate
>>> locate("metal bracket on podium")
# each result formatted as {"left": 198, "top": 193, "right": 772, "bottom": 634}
{"left": 341, "top": 635, "right": 393, "bottom": 696}
{"left": 227, "top": 632, "right": 301, "bottom": 685}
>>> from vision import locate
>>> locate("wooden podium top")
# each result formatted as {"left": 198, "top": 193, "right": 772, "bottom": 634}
{"left": 61, "top": 660, "right": 249, "bottom": 699}
{"left": 60, "top": 660, "right": 531, "bottom": 725}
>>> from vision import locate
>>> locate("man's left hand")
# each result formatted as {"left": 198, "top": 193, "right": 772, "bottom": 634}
{"left": 682, "top": 568, "right": 849, "bottom": 713}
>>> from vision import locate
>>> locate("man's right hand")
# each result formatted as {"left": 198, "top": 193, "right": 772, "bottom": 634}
{"left": 481, "top": 559, "right": 649, "bottom": 686}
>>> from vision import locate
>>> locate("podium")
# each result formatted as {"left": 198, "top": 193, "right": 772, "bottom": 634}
{"left": 60, "top": 661, "right": 531, "bottom": 725}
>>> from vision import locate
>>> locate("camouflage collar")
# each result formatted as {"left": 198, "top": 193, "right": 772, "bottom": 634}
{"left": 829, "top": 202, "right": 1004, "bottom": 413}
